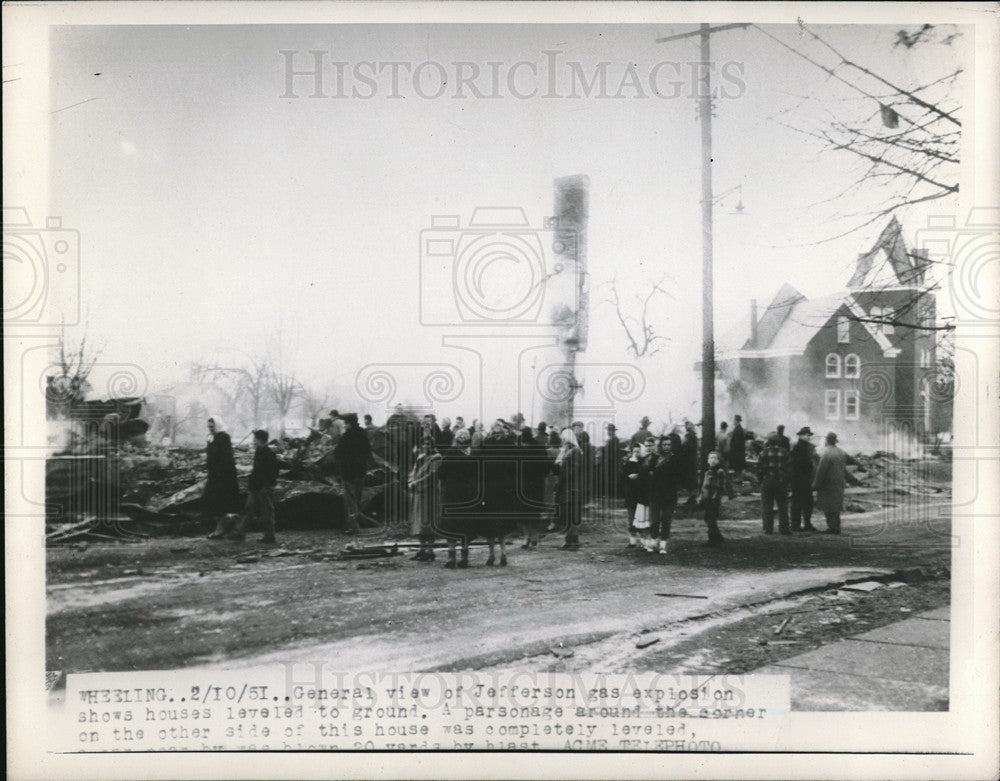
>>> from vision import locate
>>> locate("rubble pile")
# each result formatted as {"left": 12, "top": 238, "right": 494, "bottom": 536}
{"left": 46, "top": 515, "right": 149, "bottom": 545}
{"left": 46, "top": 434, "right": 405, "bottom": 544}
{"left": 846, "top": 452, "right": 951, "bottom": 496}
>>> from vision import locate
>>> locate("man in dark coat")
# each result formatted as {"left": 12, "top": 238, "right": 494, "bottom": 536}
{"left": 647, "top": 437, "right": 681, "bottom": 553}
{"left": 814, "top": 431, "right": 847, "bottom": 534}
{"left": 479, "top": 422, "right": 517, "bottom": 565}
{"left": 229, "top": 429, "right": 280, "bottom": 543}
{"left": 335, "top": 413, "right": 373, "bottom": 540}
{"left": 776, "top": 424, "right": 791, "bottom": 451}
{"left": 629, "top": 416, "right": 652, "bottom": 448}
{"left": 204, "top": 418, "right": 242, "bottom": 539}
{"left": 437, "top": 417, "right": 455, "bottom": 449}
{"left": 384, "top": 405, "right": 419, "bottom": 523}
{"left": 438, "top": 428, "right": 480, "bottom": 568}
{"left": 729, "top": 415, "right": 747, "bottom": 476}
{"left": 598, "top": 423, "right": 624, "bottom": 502}
{"left": 553, "top": 429, "right": 585, "bottom": 550}
{"left": 515, "top": 427, "right": 551, "bottom": 549}
{"left": 681, "top": 421, "right": 700, "bottom": 498}
{"left": 789, "top": 426, "right": 818, "bottom": 532}
{"left": 572, "top": 420, "right": 594, "bottom": 501}
{"left": 758, "top": 432, "right": 791, "bottom": 535}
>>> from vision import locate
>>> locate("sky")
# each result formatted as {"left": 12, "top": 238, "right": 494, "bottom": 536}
{"left": 34, "top": 18, "right": 967, "bottom": 432}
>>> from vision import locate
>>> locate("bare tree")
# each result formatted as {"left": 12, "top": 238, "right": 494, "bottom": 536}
{"left": 757, "top": 22, "right": 962, "bottom": 238}
{"left": 190, "top": 357, "right": 271, "bottom": 430}
{"left": 46, "top": 327, "right": 102, "bottom": 418}
{"left": 299, "top": 387, "right": 332, "bottom": 428}
{"left": 236, "top": 357, "right": 271, "bottom": 429}
{"left": 266, "top": 368, "right": 302, "bottom": 438}
{"left": 753, "top": 22, "right": 964, "bottom": 340}
{"left": 262, "top": 322, "right": 304, "bottom": 438}
{"left": 603, "top": 276, "right": 673, "bottom": 358}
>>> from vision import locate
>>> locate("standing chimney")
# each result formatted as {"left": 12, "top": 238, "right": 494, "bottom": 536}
{"left": 750, "top": 299, "right": 759, "bottom": 347}
{"left": 542, "top": 174, "right": 589, "bottom": 429}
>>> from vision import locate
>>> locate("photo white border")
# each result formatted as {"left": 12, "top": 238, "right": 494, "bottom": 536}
{"left": 5, "top": 2, "right": 998, "bottom": 779}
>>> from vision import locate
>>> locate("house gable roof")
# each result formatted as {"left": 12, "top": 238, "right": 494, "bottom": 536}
{"left": 848, "top": 216, "right": 931, "bottom": 290}
{"left": 754, "top": 283, "right": 805, "bottom": 349}
{"left": 717, "top": 291, "right": 899, "bottom": 359}
{"left": 715, "top": 283, "right": 804, "bottom": 355}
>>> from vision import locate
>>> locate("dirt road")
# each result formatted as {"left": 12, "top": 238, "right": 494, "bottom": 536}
{"left": 46, "top": 495, "right": 952, "bottom": 681}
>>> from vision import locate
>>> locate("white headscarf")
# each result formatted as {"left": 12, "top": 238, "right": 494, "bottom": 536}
{"left": 207, "top": 416, "right": 226, "bottom": 443}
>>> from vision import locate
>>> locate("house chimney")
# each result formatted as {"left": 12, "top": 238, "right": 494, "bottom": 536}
{"left": 750, "top": 299, "right": 759, "bottom": 347}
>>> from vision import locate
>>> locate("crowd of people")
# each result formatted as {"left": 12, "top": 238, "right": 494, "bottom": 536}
{"left": 200, "top": 407, "right": 850, "bottom": 567}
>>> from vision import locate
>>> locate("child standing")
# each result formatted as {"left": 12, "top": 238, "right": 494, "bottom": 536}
{"left": 698, "top": 451, "right": 734, "bottom": 546}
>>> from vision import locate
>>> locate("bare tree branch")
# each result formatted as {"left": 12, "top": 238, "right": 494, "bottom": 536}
{"left": 603, "top": 276, "right": 672, "bottom": 358}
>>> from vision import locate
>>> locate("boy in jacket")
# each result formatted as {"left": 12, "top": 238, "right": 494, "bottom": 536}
{"left": 229, "top": 429, "right": 280, "bottom": 543}
{"left": 699, "top": 450, "right": 734, "bottom": 546}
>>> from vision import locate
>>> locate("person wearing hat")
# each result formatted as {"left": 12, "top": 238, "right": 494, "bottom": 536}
{"left": 729, "top": 415, "right": 747, "bottom": 479}
{"left": 716, "top": 421, "right": 731, "bottom": 468}
{"left": 571, "top": 420, "right": 595, "bottom": 502}
{"left": 681, "top": 421, "right": 700, "bottom": 501}
{"left": 598, "top": 422, "right": 624, "bottom": 502}
{"left": 789, "top": 427, "right": 819, "bottom": 532}
{"left": 629, "top": 416, "right": 653, "bottom": 448}
{"left": 757, "top": 431, "right": 791, "bottom": 535}
{"left": 813, "top": 431, "right": 847, "bottom": 534}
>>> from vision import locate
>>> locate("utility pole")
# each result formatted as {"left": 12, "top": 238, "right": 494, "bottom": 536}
{"left": 657, "top": 22, "right": 749, "bottom": 467}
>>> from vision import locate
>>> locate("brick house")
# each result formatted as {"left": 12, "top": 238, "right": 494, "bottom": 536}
{"left": 712, "top": 219, "right": 941, "bottom": 449}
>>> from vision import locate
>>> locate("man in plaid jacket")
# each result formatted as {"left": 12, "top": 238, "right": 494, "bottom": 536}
{"left": 758, "top": 432, "right": 791, "bottom": 535}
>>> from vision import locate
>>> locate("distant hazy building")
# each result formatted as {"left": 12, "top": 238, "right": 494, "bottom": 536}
{"left": 709, "top": 219, "right": 947, "bottom": 449}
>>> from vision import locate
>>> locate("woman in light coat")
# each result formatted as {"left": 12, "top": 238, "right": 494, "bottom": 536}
{"left": 553, "top": 428, "right": 584, "bottom": 550}
{"left": 409, "top": 437, "right": 442, "bottom": 560}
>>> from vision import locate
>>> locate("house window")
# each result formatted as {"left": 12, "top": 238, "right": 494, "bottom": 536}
{"left": 837, "top": 316, "right": 850, "bottom": 344}
{"left": 825, "top": 353, "right": 842, "bottom": 378}
{"left": 920, "top": 302, "right": 935, "bottom": 329}
{"left": 919, "top": 348, "right": 931, "bottom": 368}
{"left": 871, "top": 306, "right": 894, "bottom": 335}
{"left": 844, "top": 354, "right": 861, "bottom": 379}
{"left": 825, "top": 389, "right": 841, "bottom": 420}
{"left": 844, "top": 390, "right": 860, "bottom": 420}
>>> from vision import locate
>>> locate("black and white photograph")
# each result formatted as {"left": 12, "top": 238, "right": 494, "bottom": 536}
{"left": 5, "top": 2, "right": 999, "bottom": 778}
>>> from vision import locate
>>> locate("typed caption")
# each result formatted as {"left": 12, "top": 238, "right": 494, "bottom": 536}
{"left": 62, "top": 669, "right": 789, "bottom": 752}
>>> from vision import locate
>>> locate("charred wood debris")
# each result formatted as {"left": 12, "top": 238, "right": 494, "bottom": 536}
{"left": 46, "top": 413, "right": 949, "bottom": 547}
